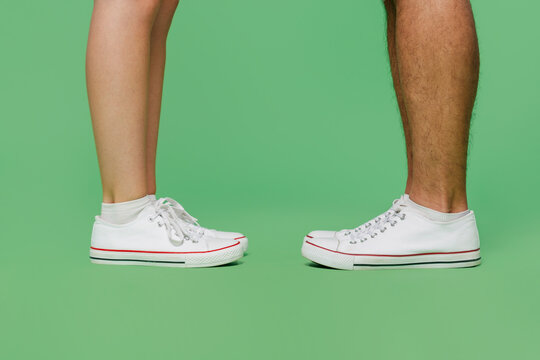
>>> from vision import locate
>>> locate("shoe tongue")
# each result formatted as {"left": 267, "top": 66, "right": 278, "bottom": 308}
{"left": 140, "top": 203, "right": 157, "bottom": 216}
{"left": 398, "top": 194, "right": 409, "bottom": 205}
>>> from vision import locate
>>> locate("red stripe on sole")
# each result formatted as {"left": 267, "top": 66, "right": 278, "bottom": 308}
{"left": 91, "top": 241, "right": 240, "bottom": 255}
{"left": 306, "top": 235, "right": 313, "bottom": 239}
{"left": 234, "top": 236, "right": 246, "bottom": 240}
{"left": 305, "top": 240, "right": 479, "bottom": 258}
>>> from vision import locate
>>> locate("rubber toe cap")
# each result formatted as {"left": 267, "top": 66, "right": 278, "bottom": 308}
{"left": 304, "top": 235, "right": 339, "bottom": 252}
{"left": 306, "top": 230, "right": 337, "bottom": 239}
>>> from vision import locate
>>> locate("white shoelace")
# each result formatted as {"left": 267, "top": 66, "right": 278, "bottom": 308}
{"left": 149, "top": 198, "right": 205, "bottom": 243}
{"left": 345, "top": 199, "right": 406, "bottom": 244}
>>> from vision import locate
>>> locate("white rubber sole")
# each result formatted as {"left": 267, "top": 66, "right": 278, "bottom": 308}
{"left": 236, "top": 236, "right": 248, "bottom": 252}
{"left": 90, "top": 241, "right": 243, "bottom": 268}
{"left": 302, "top": 238, "right": 481, "bottom": 270}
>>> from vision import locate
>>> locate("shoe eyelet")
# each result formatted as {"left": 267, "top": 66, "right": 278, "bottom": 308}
{"left": 349, "top": 240, "right": 357, "bottom": 244}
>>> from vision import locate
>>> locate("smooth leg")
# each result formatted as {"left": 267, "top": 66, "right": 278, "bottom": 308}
{"left": 87, "top": 0, "right": 178, "bottom": 202}
{"left": 87, "top": 0, "right": 162, "bottom": 203}
{"left": 386, "top": 0, "right": 479, "bottom": 212}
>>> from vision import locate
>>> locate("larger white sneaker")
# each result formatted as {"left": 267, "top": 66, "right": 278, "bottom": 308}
{"left": 302, "top": 196, "right": 481, "bottom": 270}
{"left": 90, "top": 198, "right": 244, "bottom": 268}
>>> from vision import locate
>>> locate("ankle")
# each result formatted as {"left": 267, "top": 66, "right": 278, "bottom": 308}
{"left": 408, "top": 189, "right": 468, "bottom": 213}
{"left": 102, "top": 189, "right": 148, "bottom": 204}
{"left": 100, "top": 195, "right": 151, "bottom": 224}
{"left": 404, "top": 173, "right": 413, "bottom": 195}
{"left": 146, "top": 182, "right": 156, "bottom": 198}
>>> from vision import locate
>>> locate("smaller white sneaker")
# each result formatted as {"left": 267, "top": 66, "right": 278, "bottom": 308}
{"left": 90, "top": 198, "right": 244, "bottom": 268}
{"left": 302, "top": 196, "right": 481, "bottom": 270}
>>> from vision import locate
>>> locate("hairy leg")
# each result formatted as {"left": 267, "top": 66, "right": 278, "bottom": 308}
{"left": 393, "top": 0, "right": 479, "bottom": 212}
{"left": 384, "top": 0, "right": 413, "bottom": 194}
{"left": 87, "top": 0, "right": 162, "bottom": 203}
{"left": 146, "top": 0, "right": 179, "bottom": 195}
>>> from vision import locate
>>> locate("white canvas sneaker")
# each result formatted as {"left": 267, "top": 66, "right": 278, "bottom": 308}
{"left": 156, "top": 197, "right": 249, "bottom": 252}
{"left": 302, "top": 196, "right": 481, "bottom": 270}
{"left": 90, "top": 198, "right": 244, "bottom": 267}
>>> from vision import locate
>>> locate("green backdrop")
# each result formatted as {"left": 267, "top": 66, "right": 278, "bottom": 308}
{"left": 1, "top": 0, "right": 539, "bottom": 359}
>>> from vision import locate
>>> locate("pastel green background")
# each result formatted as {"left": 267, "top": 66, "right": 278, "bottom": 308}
{"left": 1, "top": 0, "right": 539, "bottom": 359}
